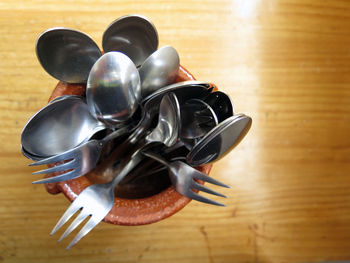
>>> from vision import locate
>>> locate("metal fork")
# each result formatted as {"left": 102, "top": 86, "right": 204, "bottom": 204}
{"left": 30, "top": 126, "right": 130, "bottom": 184}
{"left": 142, "top": 151, "right": 230, "bottom": 206}
{"left": 50, "top": 93, "right": 182, "bottom": 249}
{"left": 50, "top": 151, "right": 144, "bottom": 250}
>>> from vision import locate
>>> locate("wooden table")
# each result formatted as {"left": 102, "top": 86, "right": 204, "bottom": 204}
{"left": 1, "top": 0, "right": 350, "bottom": 262}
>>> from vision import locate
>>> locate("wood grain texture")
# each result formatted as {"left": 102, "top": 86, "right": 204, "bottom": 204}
{"left": 1, "top": 0, "right": 350, "bottom": 262}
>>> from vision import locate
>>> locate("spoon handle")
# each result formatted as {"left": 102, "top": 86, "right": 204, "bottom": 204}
{"left": 126, "top": 112, "right": 152, "bottom": 145}
{"left": 101, "top": 126, "right": 131, "bottom": 145}
{"left": 142, "top": 151, "right": 170, "bottom": 168}
{"left": 110, "top": 150, "right": 144, "bottom": 189}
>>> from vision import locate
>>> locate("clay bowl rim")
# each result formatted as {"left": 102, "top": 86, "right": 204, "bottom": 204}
{"left": 44, "top": 65, "right": 213, "bottom": 226}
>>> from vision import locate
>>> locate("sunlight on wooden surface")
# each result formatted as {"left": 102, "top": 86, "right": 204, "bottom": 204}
{"left": 1, "top": 0, "right": 350, "bottom": 262}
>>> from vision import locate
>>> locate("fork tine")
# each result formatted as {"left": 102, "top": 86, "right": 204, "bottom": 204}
{"left": 32, "top": 160, "right": 75, "bottom": 175}
{"left": 187, "top": 191, "right": 226, "bottom": 206}
{"left": 192, "top": 170, "right": 230, "bottom": 188}
{"left": 32, "top": 170, "right": 76, "bottom": 184}
{"left": 50, "top": 202, "right": 81, "bottom": 236}
{"left": 58, "top": 208, "right": 90, "bottom": 243}
{"left": 29, "top": 153, "right": 73, "bottom": 166}
{"left": 191, "top": 181, "right": 227, "bottom": 198}
{"left": 66, "top": 214, "right": 104, "bottom": 250}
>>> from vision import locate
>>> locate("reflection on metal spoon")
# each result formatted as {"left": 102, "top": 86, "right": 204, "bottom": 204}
{"left": 139, "top": 46, "right": 180, "bottom": 99}
{"left": 86, "top": 52, "right": 141, "bottom": 126}
{"left": 102, "top": 14, "right": 158, "bottom": 67}
{"left": 186, "top": 114, "right": 252, "bottom": 166}
{"left": 21, "top": 96, "right": 107, "bottom": 158}
{"left": 36, "top": 27, "right": 101, "bottom": 83}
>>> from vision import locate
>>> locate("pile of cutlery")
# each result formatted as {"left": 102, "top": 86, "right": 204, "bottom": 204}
{"left": 21, "top": 15, "right": 252, "bottom": 249}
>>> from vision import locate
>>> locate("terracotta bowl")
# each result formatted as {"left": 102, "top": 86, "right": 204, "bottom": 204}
{"left": 44, "top": 66, "right": 213, "bottom": 226}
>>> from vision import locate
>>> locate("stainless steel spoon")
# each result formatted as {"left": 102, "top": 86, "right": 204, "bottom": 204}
{"left": 139, "top": 46, "right": 180, "bottom": 98}
{"left": 144, "top": 92, "right": 181, "bottom": 147}
{"left": 141, "top": 80, "right": 214, "bottom": 105}
{"left": 21, "top": 146, "right": 45, "bottom": 161}
{"left": 21, "top": 96, "right": 107, "bottom": 158}
{"left": 36, "top": 27, "right": 101, "bottom": 83}
{"left": 180, "top": 98, "right": 218, "bottom": 139}
{"left": 128, "top": 81, "right": 214, "bottom": 145}
{"left": 21, "top": 95, "right": 84, "bottom": 161}
{"left": 102, "top": 14, "right": 158, "bottom": 67}
{"left": 203, "top": 91, "right": 234, "bottom": 123}
{"left": 86, "top": 52, "right": 141, "bottom": 126}
{"left": 186, "top": 114, "right": 252, "bottom": 166}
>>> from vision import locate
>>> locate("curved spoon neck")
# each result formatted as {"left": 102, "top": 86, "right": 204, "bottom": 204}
{"left": 145, "top": 125, "right": 163, "bottom": 144}
{"left": 101, "top": 126, "right": 129, "bottom": 145}
{"left": 127, "top": 114, "right": 152, "bottom": 144}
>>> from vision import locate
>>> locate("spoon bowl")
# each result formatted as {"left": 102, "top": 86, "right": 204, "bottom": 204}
{"left": 21, "top": 146, "right": 44, "bottom": 161}
{"left": 86, "top": 52, "right": 141, "bottom": 126}
{"left": 186, "top": 114, "right": 252, "bottom": 166}
{"left": 36, "top": 28, "right": 101, "bottom": 83}
{"left": 102, "top": 14, "right": 158, "bottom": 67}
{"left": 180, "top": 98, "right": 218, "bottom": 139}
{"left": 145, "top": 92, "right": 181, "bottom": 147}
{"left": 21, "top": 96, "right": 107, "bottom": 158}
{"left": 203, "top": 91, "right": 234, "bottom": 123}
{"left": 139, "top": 46, "right": 180, "bottom": 98}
